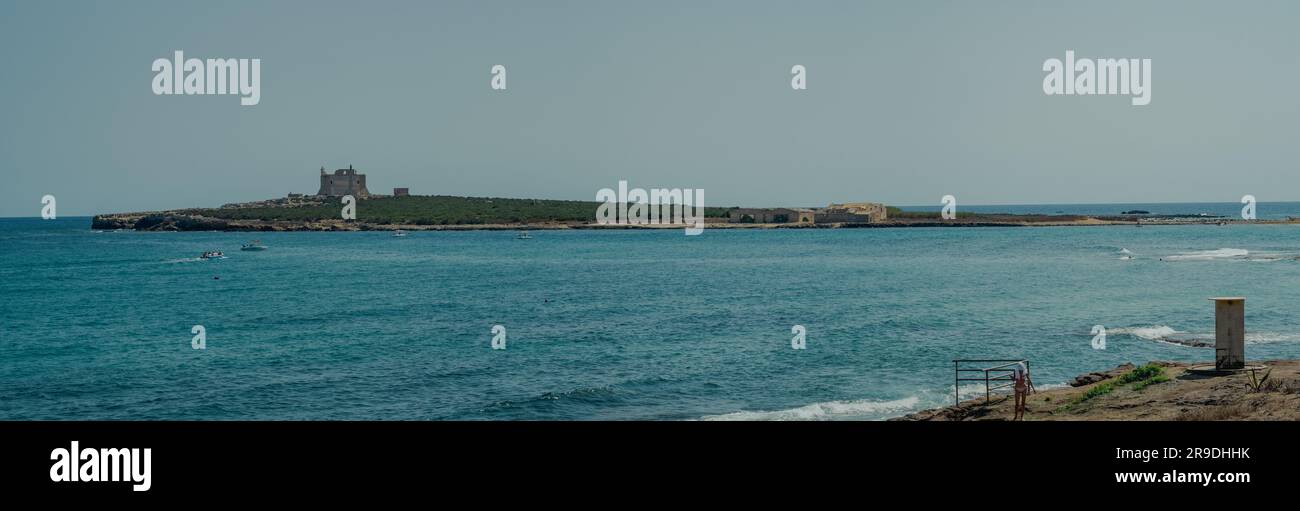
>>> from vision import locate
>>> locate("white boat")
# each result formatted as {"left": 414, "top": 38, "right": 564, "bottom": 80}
{"left": 200, "top": 251, "right": 225, "bottom": 259}
{"left": 516, "top": 231, "right": 532, "bottom": 239}
{"left": 392, "top": 230, "right": 408, "bottom": 237}
{"left": 240, "top": 241, "right": 268, "bottom": 251}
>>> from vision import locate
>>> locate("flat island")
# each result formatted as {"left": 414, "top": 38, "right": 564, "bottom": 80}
{"left": 89, "top": 194, "right": 1294, "bottom": 232}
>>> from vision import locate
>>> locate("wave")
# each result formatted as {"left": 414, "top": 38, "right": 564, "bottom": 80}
{"left": 1243, "top": 332, "right": 1300, "bottom": 344}
{"left": 1240, "top": 251, "right": 1300, "bottom": 262}
{"left": 162, "top": 257, "right": 205, "bottom": 264}
{"left": 1109, "top": 324, "right": 1300, "bottom": 346}
{"left": 1109, "top": 325, "right": 1179, "bottom": 340}
{"left": 1161, "top": 248, "right": 1248, "bottom": 261}
{"left": 710, "top": 381, "right": 1080, "bottom": 421}
{"left": 1108, "top": 325, "right": 1211, "bottom": 347}
{"left": 1160, "top": 248, "right": 1300, "bottom": 262}
{"left": 701, "top": 396, "right": 919, "bottom": 421}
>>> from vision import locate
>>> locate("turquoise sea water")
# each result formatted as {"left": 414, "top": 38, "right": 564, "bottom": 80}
{"left": 4, "top": 209, "right": 1300, "bottom": 420}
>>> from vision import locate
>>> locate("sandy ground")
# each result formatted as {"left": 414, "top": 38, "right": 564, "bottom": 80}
{"left": 895, "top": 360, "right": 1300, "bottom": 421}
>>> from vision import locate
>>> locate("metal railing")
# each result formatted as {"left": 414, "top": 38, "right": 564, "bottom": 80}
{"left": 953, "top": 359, "right": 1028, "bottom": 406}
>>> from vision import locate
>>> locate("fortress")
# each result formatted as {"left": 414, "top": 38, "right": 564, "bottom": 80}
{"left": 317, "top": 165, "right": 371, "bottom": 197}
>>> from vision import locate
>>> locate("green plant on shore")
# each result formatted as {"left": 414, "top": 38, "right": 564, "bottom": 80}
{"left": 1081, "top": 381, "right": 1116, "bottom": 401}
{"left": 1246, "top": 368, "right": 1271, "bottom": 393}
{"left": 1131, "top": 374, "right": 1171, "bottom": 391}
{"left": 1057, "top": 363, "right": 1169, "bottom": 412}
{"left": 1116, "top": 364, "right": 1165, "bottom": 385}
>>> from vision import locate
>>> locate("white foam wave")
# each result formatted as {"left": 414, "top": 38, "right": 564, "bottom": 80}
{"left": 950, "top": 382, "right": 1014, "bottom": 401}
{"left": 702, "top": 396, "right": 920, "bottom": 421}
{"left": 1109, "top": 324, "right": 1300, "bottom": 346}
{"left": 1244, "top": 332, "right": 1300, "bottom": 344}
{"left": 1240, "top": 251, "right": 1300, "bottom": 262}
{"left": 1109, "top": 325, "right": 1180, "bottom": 340}
{"left": 1108, "top": 325, "right": 1213, "bottom": 347}
{"left": 1162, "top": 248, "right": 1248, "bottom": 261}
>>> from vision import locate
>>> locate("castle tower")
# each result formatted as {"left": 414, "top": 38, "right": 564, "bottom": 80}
{"left": 316, "top": 165, "right": 371, "bottom": 197}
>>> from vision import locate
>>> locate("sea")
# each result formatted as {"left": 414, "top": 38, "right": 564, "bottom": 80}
{"left": 4, "top": 202, "right": 1300, "bottom": 420}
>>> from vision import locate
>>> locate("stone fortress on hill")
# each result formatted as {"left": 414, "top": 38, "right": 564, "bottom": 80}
{"left": 236, "top": 164, "right": 886, "bottom": 226}
{"left": 313, "top": 165, "right": 410, "bottom": 198}
{"left": 306, "top": 165, "right": 884, "bottom": 224}
{"left": 230, "top": 165, "right": 409, "bottom": 208}
{"left": 318, "top": 165, "right": 371, "bottom": 198}
{"left": 291, "top": 165, "right": 408, "bottom": 199}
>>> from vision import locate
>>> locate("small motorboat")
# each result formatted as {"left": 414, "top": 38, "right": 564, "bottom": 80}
{"left": 200, "top": 251, "right": 225, "bottom": 260}
{"left": 240, "top": 240, "right": 268, "bottom": 251}
{"left": 516, "top": 231, "right": 532, "bottom": 240}
{"left": 392, "top": 230, "right": 408, "bottom": 238}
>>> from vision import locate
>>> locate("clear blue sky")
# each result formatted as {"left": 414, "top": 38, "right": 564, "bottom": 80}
{"left": 2, "top": 0, "right": 1298, "bottom": 217}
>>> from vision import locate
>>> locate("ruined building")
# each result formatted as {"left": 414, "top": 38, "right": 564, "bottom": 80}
{"left": 815, "top": 202, "right": 888, "bottom": 223}
{"left": 317, "top": 165, "right": 371, "bottom": 197}
{"left": 725, "top": 202, "right": 888, "bottom": 224}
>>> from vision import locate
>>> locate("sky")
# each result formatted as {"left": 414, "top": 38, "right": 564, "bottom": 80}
{"left": 2, "top": 0, "right": 1299, "bottom": 217}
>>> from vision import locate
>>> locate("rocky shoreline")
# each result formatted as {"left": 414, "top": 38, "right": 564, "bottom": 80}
{"left": 893, "top": 360, "right": 1300, "bottom": 421}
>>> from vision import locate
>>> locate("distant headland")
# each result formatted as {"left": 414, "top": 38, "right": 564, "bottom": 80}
{"left": 90, "top": 166, "right": 1300, "bottom": 232}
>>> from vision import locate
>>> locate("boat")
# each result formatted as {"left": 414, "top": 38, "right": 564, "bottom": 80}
{"left": 240, "top": 240, "right": 268, "bottom": 251}
{"left": 516, "top": 231, "right": 532, "bottom": 239}
{"left": 392, "top": 230, "right": 408, "bottom": 237}
{"left": 200, "top": 251, "right": 225, "bottom": 259}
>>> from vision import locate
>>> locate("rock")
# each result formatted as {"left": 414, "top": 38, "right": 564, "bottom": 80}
{"left": 1072, "top": 373, "right": 1109, "bottom": 387}
{"left": 132, "top": 214, "right": 230, "bottom": 232}
{"left": 1070, "top": 363, "right": 1136, "bottom": 387}
{"left": 90, "top": 215, "right": 134, "bottom": 230}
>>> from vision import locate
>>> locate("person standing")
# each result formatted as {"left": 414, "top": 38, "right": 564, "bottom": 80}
{"left": 1013, "top": 362, "right": 1032, "bottom": 421}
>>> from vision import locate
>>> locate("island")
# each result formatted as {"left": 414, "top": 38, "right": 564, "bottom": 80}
{"left": 89, "top": 165, "right": 1298, "bottom": 231}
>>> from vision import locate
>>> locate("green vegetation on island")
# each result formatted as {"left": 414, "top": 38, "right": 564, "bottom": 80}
{"left": 192, "top": 195, "right": 729, "bottom": 226}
